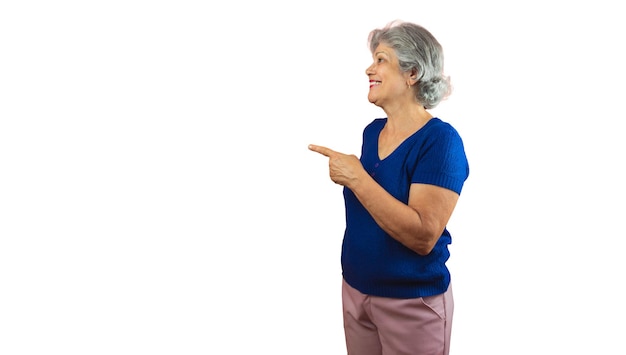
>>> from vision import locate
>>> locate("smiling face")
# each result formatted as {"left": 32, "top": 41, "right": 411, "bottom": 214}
{"left": 366, "top": 43, "right": 413, "bottom": 108}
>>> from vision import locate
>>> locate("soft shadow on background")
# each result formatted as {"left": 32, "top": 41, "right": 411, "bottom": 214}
{"left": 1, "top": 1, "right": 624, "bottom": 354}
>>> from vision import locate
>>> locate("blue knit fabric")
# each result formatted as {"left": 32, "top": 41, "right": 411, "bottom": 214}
{"left": 341, "top": 117, "right": 469, "bottom": 298}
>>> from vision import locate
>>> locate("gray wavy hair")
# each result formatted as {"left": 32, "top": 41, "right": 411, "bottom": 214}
{"left": 368, "top": 20, "right": 452, "bottom": 109}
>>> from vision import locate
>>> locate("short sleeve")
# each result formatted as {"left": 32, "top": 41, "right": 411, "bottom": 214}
{"left": 409, "top": 123, "right": 469, "bottom": 194}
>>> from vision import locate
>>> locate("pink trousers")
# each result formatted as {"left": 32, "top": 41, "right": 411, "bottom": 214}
{"left": 342, "top": 279, "right": 454, "bottom": 355}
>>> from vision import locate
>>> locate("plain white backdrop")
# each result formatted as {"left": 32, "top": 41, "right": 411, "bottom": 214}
{"left": 2, "top": 1, "right": 625, "bottom": 354}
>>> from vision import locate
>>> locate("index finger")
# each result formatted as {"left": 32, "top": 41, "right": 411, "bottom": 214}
{"left": 308, "top": 144, "right": 335, "bottom": 157}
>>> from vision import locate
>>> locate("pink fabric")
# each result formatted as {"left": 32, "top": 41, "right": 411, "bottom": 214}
{"left": 342, "top": 279, "right": 453, "bottom": 355}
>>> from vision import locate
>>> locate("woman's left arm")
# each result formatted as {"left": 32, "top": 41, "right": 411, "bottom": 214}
{"left": 351, "top": 178, "right": 459, "bottom": 256}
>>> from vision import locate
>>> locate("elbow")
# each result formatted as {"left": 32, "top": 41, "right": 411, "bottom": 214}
{"left": 405, "top": 234, "right": 436, "bottom": 256}
{"left": 395, "top": 210, "right": 445, "bottom": 256}
{"left": 404, "top": 210, "right": 444, "bottom": 256}
{"left": 412, "top": 242, "right": 435, "bottom": 256}
{"left": 408, "top": 229, "right": 442, "bottom": 256}
{"left": 391, "top": 229, "right": 434, "bottom": 256}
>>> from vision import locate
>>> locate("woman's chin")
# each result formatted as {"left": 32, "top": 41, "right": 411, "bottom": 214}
{"left": 368, "top": 98, "right": 382, "bottom": 108}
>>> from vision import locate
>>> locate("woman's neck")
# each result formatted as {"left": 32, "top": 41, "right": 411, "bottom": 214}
{"left": 382, "top": 101, "right": 433, "bottom": 134}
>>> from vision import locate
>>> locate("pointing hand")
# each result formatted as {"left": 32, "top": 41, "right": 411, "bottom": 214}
{"left": 309, "top": 144, "right": 365, "bottom": 187}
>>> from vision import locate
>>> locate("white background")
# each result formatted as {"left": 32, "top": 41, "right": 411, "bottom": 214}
{"left": 1, "top": 1, "right": 625, "bottom": 354}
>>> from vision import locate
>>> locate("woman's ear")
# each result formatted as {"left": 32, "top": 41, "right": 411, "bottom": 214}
{"left": 410, "top": 68, "right": 419, "bottom": 83}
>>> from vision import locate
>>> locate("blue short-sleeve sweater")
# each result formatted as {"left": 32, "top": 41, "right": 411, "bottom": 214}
{"left": 341, "top": 117, "right": 469, "bottom": 298}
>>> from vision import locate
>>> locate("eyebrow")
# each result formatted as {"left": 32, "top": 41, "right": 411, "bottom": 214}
{"left": 375, "top": 51, "right": 388, "bottom": 56}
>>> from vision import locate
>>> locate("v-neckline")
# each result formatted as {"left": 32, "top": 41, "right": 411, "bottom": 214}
{"left": 376, "top": 118, "right": 435, "bottom": 161}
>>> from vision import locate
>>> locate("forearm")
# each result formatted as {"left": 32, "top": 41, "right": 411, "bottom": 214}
{"left": 348, "top": 175, "right": 435, "bottom": 255}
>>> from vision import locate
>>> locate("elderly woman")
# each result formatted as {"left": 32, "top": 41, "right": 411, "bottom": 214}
{"left": 310, "top": 20, "right": 469, "bottom": 355}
